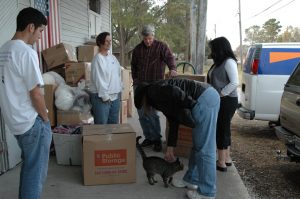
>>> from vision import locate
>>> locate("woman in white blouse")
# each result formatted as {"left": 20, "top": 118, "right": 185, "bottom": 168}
{"left": 207, "top": 37, "right": 239, "bottom": 172}
{"left": 89, "top": 32, "right": 122, "bottom": 124}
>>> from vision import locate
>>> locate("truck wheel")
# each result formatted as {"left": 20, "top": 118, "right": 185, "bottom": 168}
{"left": 268, "top": 120, "right": 280, "bottom": 128}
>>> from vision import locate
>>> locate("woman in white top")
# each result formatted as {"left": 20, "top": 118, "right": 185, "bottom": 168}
{"left": 207, "top": 37, "right": 239, "bottom": 172}
{"left": 89, "top": 32, "right": 122, "bottom": 124}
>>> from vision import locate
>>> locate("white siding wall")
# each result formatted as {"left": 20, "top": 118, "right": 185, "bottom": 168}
{"left": 0, "top": 0, "right": 18, "bottom": 46}
{"left": 0, "top": 0, "right": 32, "bottom": 46}
{"left": 60, "top": 0, "right": 89, "bottom": 47}
{"left": 100, "top": 0, "right": 111, "bottom": 33}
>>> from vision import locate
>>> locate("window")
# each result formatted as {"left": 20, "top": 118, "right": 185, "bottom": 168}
{"left": 287, "top": 63, "right": 300, "bottom": 86}
{"left": 89, "top": 0, "right": 101, "bottom": 14}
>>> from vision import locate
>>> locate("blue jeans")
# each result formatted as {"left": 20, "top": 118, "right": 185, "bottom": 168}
{"left": 134, "top": 85, "right": 161, "bottom": 141}
{"left": 90, "top": 93, "right": 120, "bottom": 124}
{"left": 183, "top": 87, "right": 220, "bottom": 197}
{"left": 137, "top": 108, "right": 161, "bottom": 141}
{"left": 15, "top": 116, "right": 52, "bottom": 199}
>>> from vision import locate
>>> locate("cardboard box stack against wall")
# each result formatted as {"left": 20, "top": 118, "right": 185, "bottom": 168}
{"left": 165, "top": 74, "right": 206, "bottom": 158}
{"left": 42, "top": 43, "right": 94, "bottom": 127}
{"left": 41, "top": 43, "right": 136, "bottom": 184}
{"left": 42, "top": 43, "right": 95, "bottom": 167}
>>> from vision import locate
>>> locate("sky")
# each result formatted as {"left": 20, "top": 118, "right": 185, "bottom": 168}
{"left": 155, "top": 0, "right": 300, "bottom": 50}
{"left": 207, "top": 0, "right": 300, "bottom": 49}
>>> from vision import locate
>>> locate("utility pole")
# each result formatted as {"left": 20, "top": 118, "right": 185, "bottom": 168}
{"left": 190, "top": 0, "right": 197, "bottom": 67}
{"left": 238, "top": 0, "right": 243, "bottom": 67}
{"left": 195, "top": 0, "right": 207, "bottom": 74}
{"left": 214, "top": 24, "right": 216, "bottom": 38}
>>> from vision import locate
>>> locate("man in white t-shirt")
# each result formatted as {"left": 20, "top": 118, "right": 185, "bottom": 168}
{"left": 0, "top": 7, "right": 51, "bottom": 199}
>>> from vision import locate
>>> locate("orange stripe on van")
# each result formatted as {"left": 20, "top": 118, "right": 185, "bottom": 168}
{"left": 270, "top": 52, "right": 300, "bottom": 63}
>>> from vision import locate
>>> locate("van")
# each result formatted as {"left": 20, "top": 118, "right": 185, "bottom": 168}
{"left": 238, "top": 43, "right": 300, "bottom": 125}
{"left": 275, "top": 61, "right": 300, "bottom": 162}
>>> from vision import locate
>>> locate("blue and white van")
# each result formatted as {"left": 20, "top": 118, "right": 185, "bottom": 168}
{"left": 238, "top": 43, "right": 300, "bottom": 125}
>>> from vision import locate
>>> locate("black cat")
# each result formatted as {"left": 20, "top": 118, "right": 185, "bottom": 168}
{"left": 136, "top": 136, "right": 184, "bottom": 188}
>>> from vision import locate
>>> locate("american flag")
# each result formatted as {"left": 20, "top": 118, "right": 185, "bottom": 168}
{"left": 34, "top": 0, "right": 61, "bottom": 70}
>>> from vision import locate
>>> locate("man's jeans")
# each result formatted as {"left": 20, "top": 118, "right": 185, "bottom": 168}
{"left": 90, "top": 93, "right": 120, "bottom": 124}
{"left": 134, "top": 85, "right": 161, "bottom": 141}
{"left": 15, "top": 116, "right": 52, "bottom": 199}
{"left": 183, "top": 87, "right": 220, "bottom": 198}
{"left": 137, "top": 108, "right": 161, "bottom": 141}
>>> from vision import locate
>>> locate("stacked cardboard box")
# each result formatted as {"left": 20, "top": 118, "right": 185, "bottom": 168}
{"left": 57, "top": 110, "right": 93, "bottom": 125}
{"left": 44, "top": 84, "right": 57, "bottom": 127}
{"left": 42, "top": 43, "right": 77, "bottom": 70}
{"left": 77, "top": 45, "right": 98, "bottom": 62}
{"left": 65, "top": 62, "right": 91, "bottom": 87}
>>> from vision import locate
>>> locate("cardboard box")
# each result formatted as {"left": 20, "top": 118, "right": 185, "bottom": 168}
{"left": 77, "top": 45, "right": 98, "bottom": 62}
{"left": 121, "top": 69, "right": 130, "bottom": 100}
{"left": 53, "top": 133, "right": 82, "bottom": 165}
{"left": 120, "top": 100, "right": 127, "bottom": 124}
{"left": 49, "top": 66, "right": 66, "bottom": 79}
{"left": 65, "top": 62, "right": 91, "bottom": 87}
{"left": 57, "top": 110, "right": 94, "bottom": 125}
{"left": 42, "top": 43, "right": 77, "bottom": 69}
{"left": 82, "top": 124, "right": 136, "bottom": 185}
{"left": 165, "top": 74, "right": 206, "bottom": 82}
{"left": 127, "top": 91, "right": 134, "bottom": 117}
{"left": 165, "top": 122, "right": 192, "bottom": 158}
{"left": 44, "top": 84, "right": 56, "bottom": 126}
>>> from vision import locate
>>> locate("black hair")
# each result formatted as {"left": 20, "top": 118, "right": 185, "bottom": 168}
{"left": 209, "top": 37, "right": 237, "bottom": 66}
{"left": 96, "top": 32, "right": 110, "bottom": 47}
{"left": 16, "top": 7, "right": 47, "bottom": 31}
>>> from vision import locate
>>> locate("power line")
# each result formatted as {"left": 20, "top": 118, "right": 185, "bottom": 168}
{"left": 265, "top": 0, "right": 295, "bottom": 15}
{"left": 250, "top": 0, "right": 283, "bottom": 18}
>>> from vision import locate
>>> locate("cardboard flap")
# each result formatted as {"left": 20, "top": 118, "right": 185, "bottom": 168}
{"left": 82, "top": 124, "right": 134, "bottom": 136}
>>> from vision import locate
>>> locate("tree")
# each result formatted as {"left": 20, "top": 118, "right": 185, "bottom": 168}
{"left": 111, "top": 0, "right": 156, "bottom": 67}
{"left": 261, "top": 18, "right": 282, "bottom": 42}
{"left": 244, "top": 19, "right": 282, "bottom": 44}
{"left": 277, "top": 26, "right": 300, "bottom": 42}
{"left": 155, "top": 0, "right": 189, "bottom": 59}
{"left": 244, "top": 25, "right": 262, "bottom": 44}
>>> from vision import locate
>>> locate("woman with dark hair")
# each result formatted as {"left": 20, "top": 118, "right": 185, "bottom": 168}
{"left": 134, "top": 78, "right": 220, "bottom": 199}
{"left": 207, "top": 37, "right": 239, "bottom": 172}
{"left": 89, "top": 32, "right": 122, "bottom": 124}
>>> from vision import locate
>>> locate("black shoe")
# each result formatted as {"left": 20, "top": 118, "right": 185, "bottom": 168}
{"left": 216, "top": 165, "right": 227, "bottom": 172}
{"left": 225, "top": 162, "right": 232, "bottom": 167}
{"left": 141, "top": 139, "right": 154, "bottom": 147}
{"left": 153, "top": 140, "right": 162, "bottom": 152}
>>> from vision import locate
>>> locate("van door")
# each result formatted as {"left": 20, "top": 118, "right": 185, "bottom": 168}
{"left": 238, "top": 46, "right": 259, "bottom": 119}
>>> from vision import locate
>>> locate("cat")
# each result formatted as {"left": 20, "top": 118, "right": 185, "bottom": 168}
{"left": 136, "top": 136, "right": 184, "bottom": 188}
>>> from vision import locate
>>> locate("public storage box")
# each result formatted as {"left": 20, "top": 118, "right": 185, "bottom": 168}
{"left": 44, "top": 84, "right": 56, "bottom": 126}
{"left": 65, "top": 62, "right": 91, "bottom": 87}
{"left": 42, "top": 43, "right": 77, "bottom": 69}
{"left": 82, "top": 124, "right": 136, "bottom": 185}
{"left": 57, "top": 110, "right": 94, "bottom": 125}
{"left": 77, "top": 45, "right": 98, "bottom": 62}
{"left": 53, "top": 133, "right": 82, "bottom": 165}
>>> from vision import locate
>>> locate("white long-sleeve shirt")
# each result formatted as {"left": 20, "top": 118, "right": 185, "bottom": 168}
{"left": 221, "top": 59, "right": 239, "bottom": 96}
{"left": 90, "top": 53, "right": 122, "bottom": 101}
{"left": 208, "top": 58, "right": 239, "bottom": 96}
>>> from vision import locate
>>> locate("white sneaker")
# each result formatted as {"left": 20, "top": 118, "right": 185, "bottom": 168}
{"left": 171, "top": 178, "right": 198, "bottom": 190}
{"left": 186, "top": 190, "right": 216, "bottom": 199}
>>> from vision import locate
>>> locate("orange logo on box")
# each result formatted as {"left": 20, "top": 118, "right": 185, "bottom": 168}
{"left": 94, "top": 149, "right": 127, "bottom": 166}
